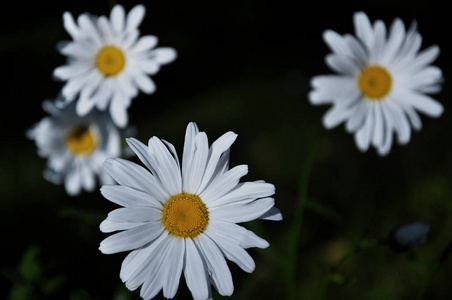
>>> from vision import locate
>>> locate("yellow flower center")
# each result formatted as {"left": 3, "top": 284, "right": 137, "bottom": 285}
{"left": 357, "top": 65, "right": 392, "bottom": 100}
{"left": 96, "top": 46, "right": 125, "bottom": 76}
{"left": 161, "top": 192, "right": 209, "bottom": 239}
{"left": 66, "top": 126, "right": 98, "bottom": 155}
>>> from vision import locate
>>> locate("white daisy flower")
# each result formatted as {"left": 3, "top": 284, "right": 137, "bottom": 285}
{"left": 99, "top": 122, "right": 282, "bottom": 300}
{"left": 309, "top": 11, "right": 443, "bottom": 155}
{"left": 28, "top": 99, "right": 121, "bottom": 196}
{"left": 53, "top": 4, "right": 177, "bottom": 128}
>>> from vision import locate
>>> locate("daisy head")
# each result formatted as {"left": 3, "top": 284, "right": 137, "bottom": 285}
{"left": 28, "top": 98, "right": 121, "bottom": 196}
{"left": 309, "top": 11, "right": 444, "bottom": 155}
{"left": 99, "top": 122, "right": 282, "bottom": 299}
{"left": 53, "top": 4, "right": 177, "bottom": 128}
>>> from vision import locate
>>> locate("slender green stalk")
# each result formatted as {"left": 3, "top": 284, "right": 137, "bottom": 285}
{"left": 286, "top": 137, "right": 320, "bottom": 300}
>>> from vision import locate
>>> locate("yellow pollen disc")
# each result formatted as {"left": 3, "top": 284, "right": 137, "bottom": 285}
{"left": 357, "top": 65, "right": 392, "bottom": 100}
{"left": 161, "top": 192, "right": 209, "bottom": 239}
{"left": 66, "top": 126, "right": 98, "bottom": 155}
{"left": 96, "top": 46, "right": 125, "bottom": 76}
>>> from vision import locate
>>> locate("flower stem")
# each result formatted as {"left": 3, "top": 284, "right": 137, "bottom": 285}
{"left": 286, "top": 136, "right": 319, "bottom": 300}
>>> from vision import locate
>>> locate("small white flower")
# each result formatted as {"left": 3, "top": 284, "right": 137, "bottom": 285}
{"left": 28, "top": 99, "right": 121, "bottom": 196}
{"left": 309, "top": 11, "right": 443, "bottom": 155}
{"left": 54, "top": 4, "right": 177, "bottom": 128}
{"left": 99, "top": 122, "right": 282, "bottom": 300}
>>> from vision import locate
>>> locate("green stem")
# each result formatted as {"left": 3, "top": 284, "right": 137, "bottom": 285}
{"left": 286, "top": 137, "right": 320, "bottom": 300}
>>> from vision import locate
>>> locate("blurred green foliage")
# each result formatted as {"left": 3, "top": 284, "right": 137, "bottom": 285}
{"left": 1, "top": 0, "right": 451, "bottom": 299}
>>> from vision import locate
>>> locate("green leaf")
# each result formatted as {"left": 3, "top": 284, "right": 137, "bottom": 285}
{"left": 18, "top": 245, "right": 42, "bottom": 283}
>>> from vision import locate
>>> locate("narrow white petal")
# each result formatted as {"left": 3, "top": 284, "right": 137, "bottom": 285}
{"left": 381, "top": 18, "right": 405, "bottom": 65}
{"left": 80, "top": 161, "right": 96, "bottom": 191}
{"left": 162, "top": 237, "right": 185, "bottom": 298}
{"left": 152, "top": 47, "right": 177, "bottom": 64}
{"left": 195, "top": 234, "right": 234, "bottom": 296}
{"left": 185, "top": 132, "right": 209, "bottom": 194}
{"left": 353, "top": 11, "right": 374, "bottom": 51}
{"left": 97, "top": 16, "right": 113, "bottom": 43}
{"left": 370, "top": 20, "right": 386, "bottom": 63}
{"left": 120, "top": 232, "right": 168, "bottom": 284}
{"left": 410, "top": 92, "right": 444, "bottom": 118}
{"left": 309, "top": 75, "right": 356, "bottom": 105}
{"left": 110, "top": 4, "right": 125, "bottom": 34}
{"left": 258, "top": 206, "right": 283, "bottom": 221}
{"left": 378, "top": 104, "right": 395, "bottom": 155}
{"left": 125, "top": 4, "right": 146, "bottom": 32}
{"left": 131, "top": 35, "right": 159, "bottom": 53}
{"left": 209, "top": 181, "right": 275, "bottom": 207}
{"left": 345, "top": 100, "right": 367, "bottom": 133}
{"left": 209, "top": 220, "right": 269, "bottom": 249}
{"left": 322, "top": 104, "right": 351, "bottom": 129}
{"left": 161, "top": 140, "right": 181, "bottom": 171}
{"left": 372, "top": 102, "right": 384, "bottom": 148}
{"left": 386, "top": 100, "right": 411, "bottom": 145}
{"left": 182, "top": 123, "right": 200, "bottom": 190}
{"left": 184, "top": 238, "right": 210, "bottom": 300}
{"left": 205, "top": 228, "right": 255, "bottom": 273}
{"left": 408, "top": 45, "right": 440, "bottom": 72}
{"left": 103, "top": 158, "right": 169, "bottom": 201}
{"left": 64, "top": 163, "right": 81, "bottom": 196}
{"left": 133, "top": 73, "right": 156, "bottom": 94}
{"left": 63, "top": 12, "right": 79, "bottom": 39}
{"left": 106, "top": 207, "right": 161, "bottom": 223}
{"left": 99, "top": 219, "right": 146, "bottom": 233}
{"left": 101, "top": 185, "right": 162, "bottom": 208}
{"left": 323, "top": 30, "right": 351, "bottom": 56}
{"left": 148, "top": 137, "right": 182, "bottom": 195}
{"left": 125, "top": 138, "right": 156, "bottom": 173}
{"left": 109, "top": 93, "right": 129, "bottom": 128}
{"left": 139, "top": 60, "right": 161, "bottom": 74}
{"left": 210, "top": 197, "right": 275, "bottom": 224}
{"left": 53, "top": 63, "right": 92, "bottom": 80}
{"left": 196, "top": 131, "right": 237, "bottom": 194}
{"left": 325, "top": 54, "right": 360, "bottom": 75}
{"left": 354, "top": 105, "right": 374, "bottom": 152}
{"left": 139, "top": 237, "right": 174, "bottom": 299}
{"left": 78, "top": 14, "right": 102, "bottom": 48}
{"left": 200, "top": 165, "right": 248, "bottom": 203}
{"left": 99, "top": 222, "right": 164, "bottom": 254}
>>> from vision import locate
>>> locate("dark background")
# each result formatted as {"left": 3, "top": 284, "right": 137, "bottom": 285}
{"left": 1, "top": 0, "right": 451, "bottom": 299}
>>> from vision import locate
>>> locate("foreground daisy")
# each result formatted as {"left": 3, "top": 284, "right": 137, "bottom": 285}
{"left": 54, "top": 4, "right": 177, "bottom": 127}
{"left": 28, "top": 99, "right": 121, "bottom": 196}
{"left": 99, "top": 122, "right": 282, "bottom": 299}
{"left": 309, "top": 11, "right": 443, "bottom": 155}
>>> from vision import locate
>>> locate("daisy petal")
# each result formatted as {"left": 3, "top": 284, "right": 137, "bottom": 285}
{"left": 184, "top": 238, "right": 210, "bottom": 300}
{"left": 99, "top": 222, "right": 164, "bottom": 254}
{"left": 195, "top": 234, "right": 234, "bottom": 296}
{"left": 100, "top": 185, "right": 162, "bottom": 208}
{"left": 125, "top": 4, "right": 146, "bottom": 32}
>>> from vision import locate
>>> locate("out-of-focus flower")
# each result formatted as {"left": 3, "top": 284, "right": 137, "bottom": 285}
{"left": 389, "top": 221, "right": 430, "bottom": 252}
{"left": 27, "top": 99, "right": 121, "bottom": 196}
{"left": 309, "top": 11, "right": 443, "bottom": 155}
{"left": 99, "top": 122, "right": 282, "bottom": 299}
{"left": 54, "top": 4, "right": 176, "bottom": 127}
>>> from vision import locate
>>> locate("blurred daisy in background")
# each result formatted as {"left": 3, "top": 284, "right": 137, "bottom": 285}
{"left": 27, "top": 99, "right": 122, "bottom": 196}
{"left": 309, "top": 11, "right": 443, "bottom": 155}
{"left": 53, "top": 4, "right": 177, "bottom": 128}
{"left": 99, "top": 122, "right": 282, "bottom": 299}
